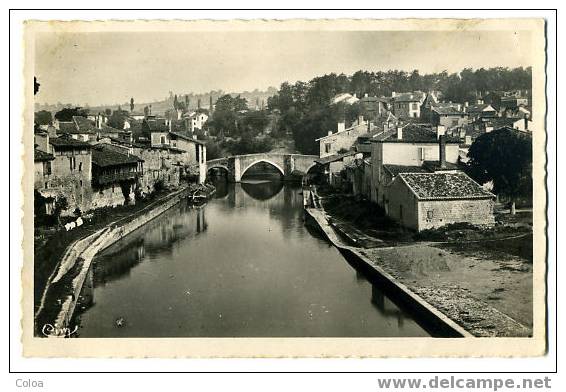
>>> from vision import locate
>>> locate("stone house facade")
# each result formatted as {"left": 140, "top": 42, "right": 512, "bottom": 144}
{"left": 387, "top": 172, "right": 495, "bottom": 231}
{"left": 390, "top": 91, "right": 426, "bottom": 119}
{"left": 370, "top": 125, "right": 460, "bottom": 205}
{"left": 317, "top": 117, "right": 373, "bottom": 158}
{"left": 37, "top": 135, "right": 93, "bottom": 216}
{"left": 90, "top": 144, "right": 144, "bottom": 209}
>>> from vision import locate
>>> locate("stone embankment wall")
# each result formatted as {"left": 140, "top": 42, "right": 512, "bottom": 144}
{"left": 302, "top": 188, "right": 472, "bottom": 338}
{"left": 51, "top": 187, "right": 191, "bottom": 335}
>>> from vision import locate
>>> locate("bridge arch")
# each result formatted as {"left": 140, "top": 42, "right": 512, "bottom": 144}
{"left": 207, "top": 164, "right": 232, "bottom": 174}
{"left": 240, "top": 159, "right": 285, "bottom": 179}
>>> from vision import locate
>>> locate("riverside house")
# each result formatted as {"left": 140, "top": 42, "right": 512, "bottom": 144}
{"left": 90, "top": 144, "right": 144, "bottom": 209}
{"left": 35, "top": 133, "right": 93, "bottom": 216}
{"left": 148, "top": 123, "right": 207, "bottom": 184}
{"left": 387, "top": 171, "right": 496, "bottom": 231}
{"left": 367, "top": 124, "right": 495, "bottom": 230}
{"left": 370, "top": 124, "right": 460, "bottom": 207}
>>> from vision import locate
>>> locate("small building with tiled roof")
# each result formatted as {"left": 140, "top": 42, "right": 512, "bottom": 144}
{"left": 90, "top": 144, "right": 144, "bottom": 209}
{"left": 369, "top": 125, "right": 461, "bottom": 206}
{"left": 387, "top": 171, "right": 495, "bottom": 231}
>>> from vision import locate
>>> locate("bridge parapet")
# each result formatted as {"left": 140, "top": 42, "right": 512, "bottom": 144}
{"left": 207, "top": 153, "right": 319, "bottom": 182}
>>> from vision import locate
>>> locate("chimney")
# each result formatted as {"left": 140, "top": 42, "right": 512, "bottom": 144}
{"left": 168, "top": 119, "right": 172, "bottom": 132}
{"left": 328, "top": 130, "right": 333, "bottom": 136}
{"left": 439, "top": 135, "right": 447, "bottom": 169}
{"left": 436, "top": 125, "right": 446, "bottom": 139}
{"left": 396, "top": 126, "right": 403, "bottom": 140}
{"left": 337, "top": 122, "right": 345, "bottom": 133}
{"left": 391, "top": 91, "right": 396, "bottom": 98}
{"left": 524, "top": 116, "right": 529, "bottom": 131}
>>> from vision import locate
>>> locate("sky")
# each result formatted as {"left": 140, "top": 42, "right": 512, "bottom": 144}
{"left": 34, "top": 30, "right": 533, "bottom": 106}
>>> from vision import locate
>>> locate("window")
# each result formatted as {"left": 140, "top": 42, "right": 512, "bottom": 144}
{"left": 45, "top": 182, "right": 48, "bottom": 189}
{"left": 427, "top": 210, "right": 434, "bottom": 219}
{"left": 78, "top": 162, "right": 83, "bottom": 172}
{"left": 412, "top": 103, "right": 418, "bottom": 110}
{"left": 160, "top": 135, "right": 166, "bottom": 144}
{"left": 43, "top": 161, "right": 51, "bottom": 175}
{"left": 69, "top": 156, "right": 76, "bottom": 171}
{"left": 325, "top": 143, "right": 332, "bottom": 153}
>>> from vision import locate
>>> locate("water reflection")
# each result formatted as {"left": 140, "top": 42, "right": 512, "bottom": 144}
{"left": 73, "top": 179, "right": 430, "bottom": 337}
{"left": 240, "top": 180, "right": 283, "bottom": 201}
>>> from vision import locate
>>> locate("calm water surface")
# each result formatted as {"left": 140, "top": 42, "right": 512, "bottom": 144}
{"left": 74, "top": 179, "right": 429, "bottom": 337}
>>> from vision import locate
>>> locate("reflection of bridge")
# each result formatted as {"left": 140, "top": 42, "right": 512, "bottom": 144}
{"left": 207, "top": 153, "right": 319, "bottom": 182}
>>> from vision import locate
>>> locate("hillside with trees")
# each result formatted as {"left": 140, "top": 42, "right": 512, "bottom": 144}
{"left": 267, "top": 67, "right": 532, "bottom": 154}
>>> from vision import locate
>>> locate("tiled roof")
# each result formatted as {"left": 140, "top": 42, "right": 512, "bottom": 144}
{"left": 372, "top": 124, "right": 460, "bottom": 143}
{"left": 49, "top": 135, "right": 91, "bottom": 149}
{"left": 92, "top": 145, "right": 143, "bottom": 168}
{"left": 73, "top": 116, "right": 97, "bottom": 133}
{"left": 99, "top": 123, "right": 122, "bottom": 134}
{"left": 34, "top": 149, "right": 55, "bottom": 161}
{"left": 383, "top": 164, "right": 428, "bottom": 177}
{"left": 392, "top": 92, "right": 425, "bottom": 102}
{"left": 57, "top": 121, "right": 77, "bottom": 133}
{"left": 432, "top": 105, "right": 464, "bottom": 116}
{"left": 399, "top": 172, "right": 495, "bottom": 200}
{"left": 466, "top": 103, "right": 495, "bottom": 113}
{"left": 422, "top": 160, "right": 460, "bottom": 172}
{"left": 144, "top": 118, "right": 169, "bottom": 132}
{"left": 169, "top": 131, "right": 205, "bottom": 145}
{"left": 485, "top": 117, "right": 522, "bottom": 128}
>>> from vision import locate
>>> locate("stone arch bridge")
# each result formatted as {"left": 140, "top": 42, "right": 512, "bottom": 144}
{"left": 207, "top": 153, "right": 319, "bottom": 182}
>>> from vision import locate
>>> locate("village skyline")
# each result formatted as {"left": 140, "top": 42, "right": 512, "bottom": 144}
{"left": 34, "top": 29, "right": 533, "bottom": 106}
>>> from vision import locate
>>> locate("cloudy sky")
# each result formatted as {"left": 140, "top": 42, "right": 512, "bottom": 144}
{"left": 34, "top": 29, "right": 533, "bottom": 106}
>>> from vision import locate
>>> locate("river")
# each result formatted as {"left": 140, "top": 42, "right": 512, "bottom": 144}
{"left": 73, "top": 178, "right": 430, "bottom": 337}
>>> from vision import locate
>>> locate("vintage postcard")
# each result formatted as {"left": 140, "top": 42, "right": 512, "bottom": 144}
{"left": 21, "top": 18, "right": 547, "bottom": 357}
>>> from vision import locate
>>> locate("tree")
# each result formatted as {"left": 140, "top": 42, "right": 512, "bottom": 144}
{"left": 143, "top": 106, "right": 150, "bottom": 117}
{"left": 105, "top": 108, "right": 112, "bottom": 116}
{"left": 466, "top": 128, "right": 532, "bottom": 214}
{"left": 54, "top": 107, "right": 89, "bottom": 122}
{"left": 205, "top": 140, "right": 223, "bottom": 160}
{"left": 173, "top": 94, "right": 179, "bottom": 110}
{"left": 130, "top": 97, "right": 135, "bottom": 112}
{"left": 34, "top": 110, "right": 52, "bottom": 126}
{"left": 108, "top": 109, "right": 128, "bottom": 129}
